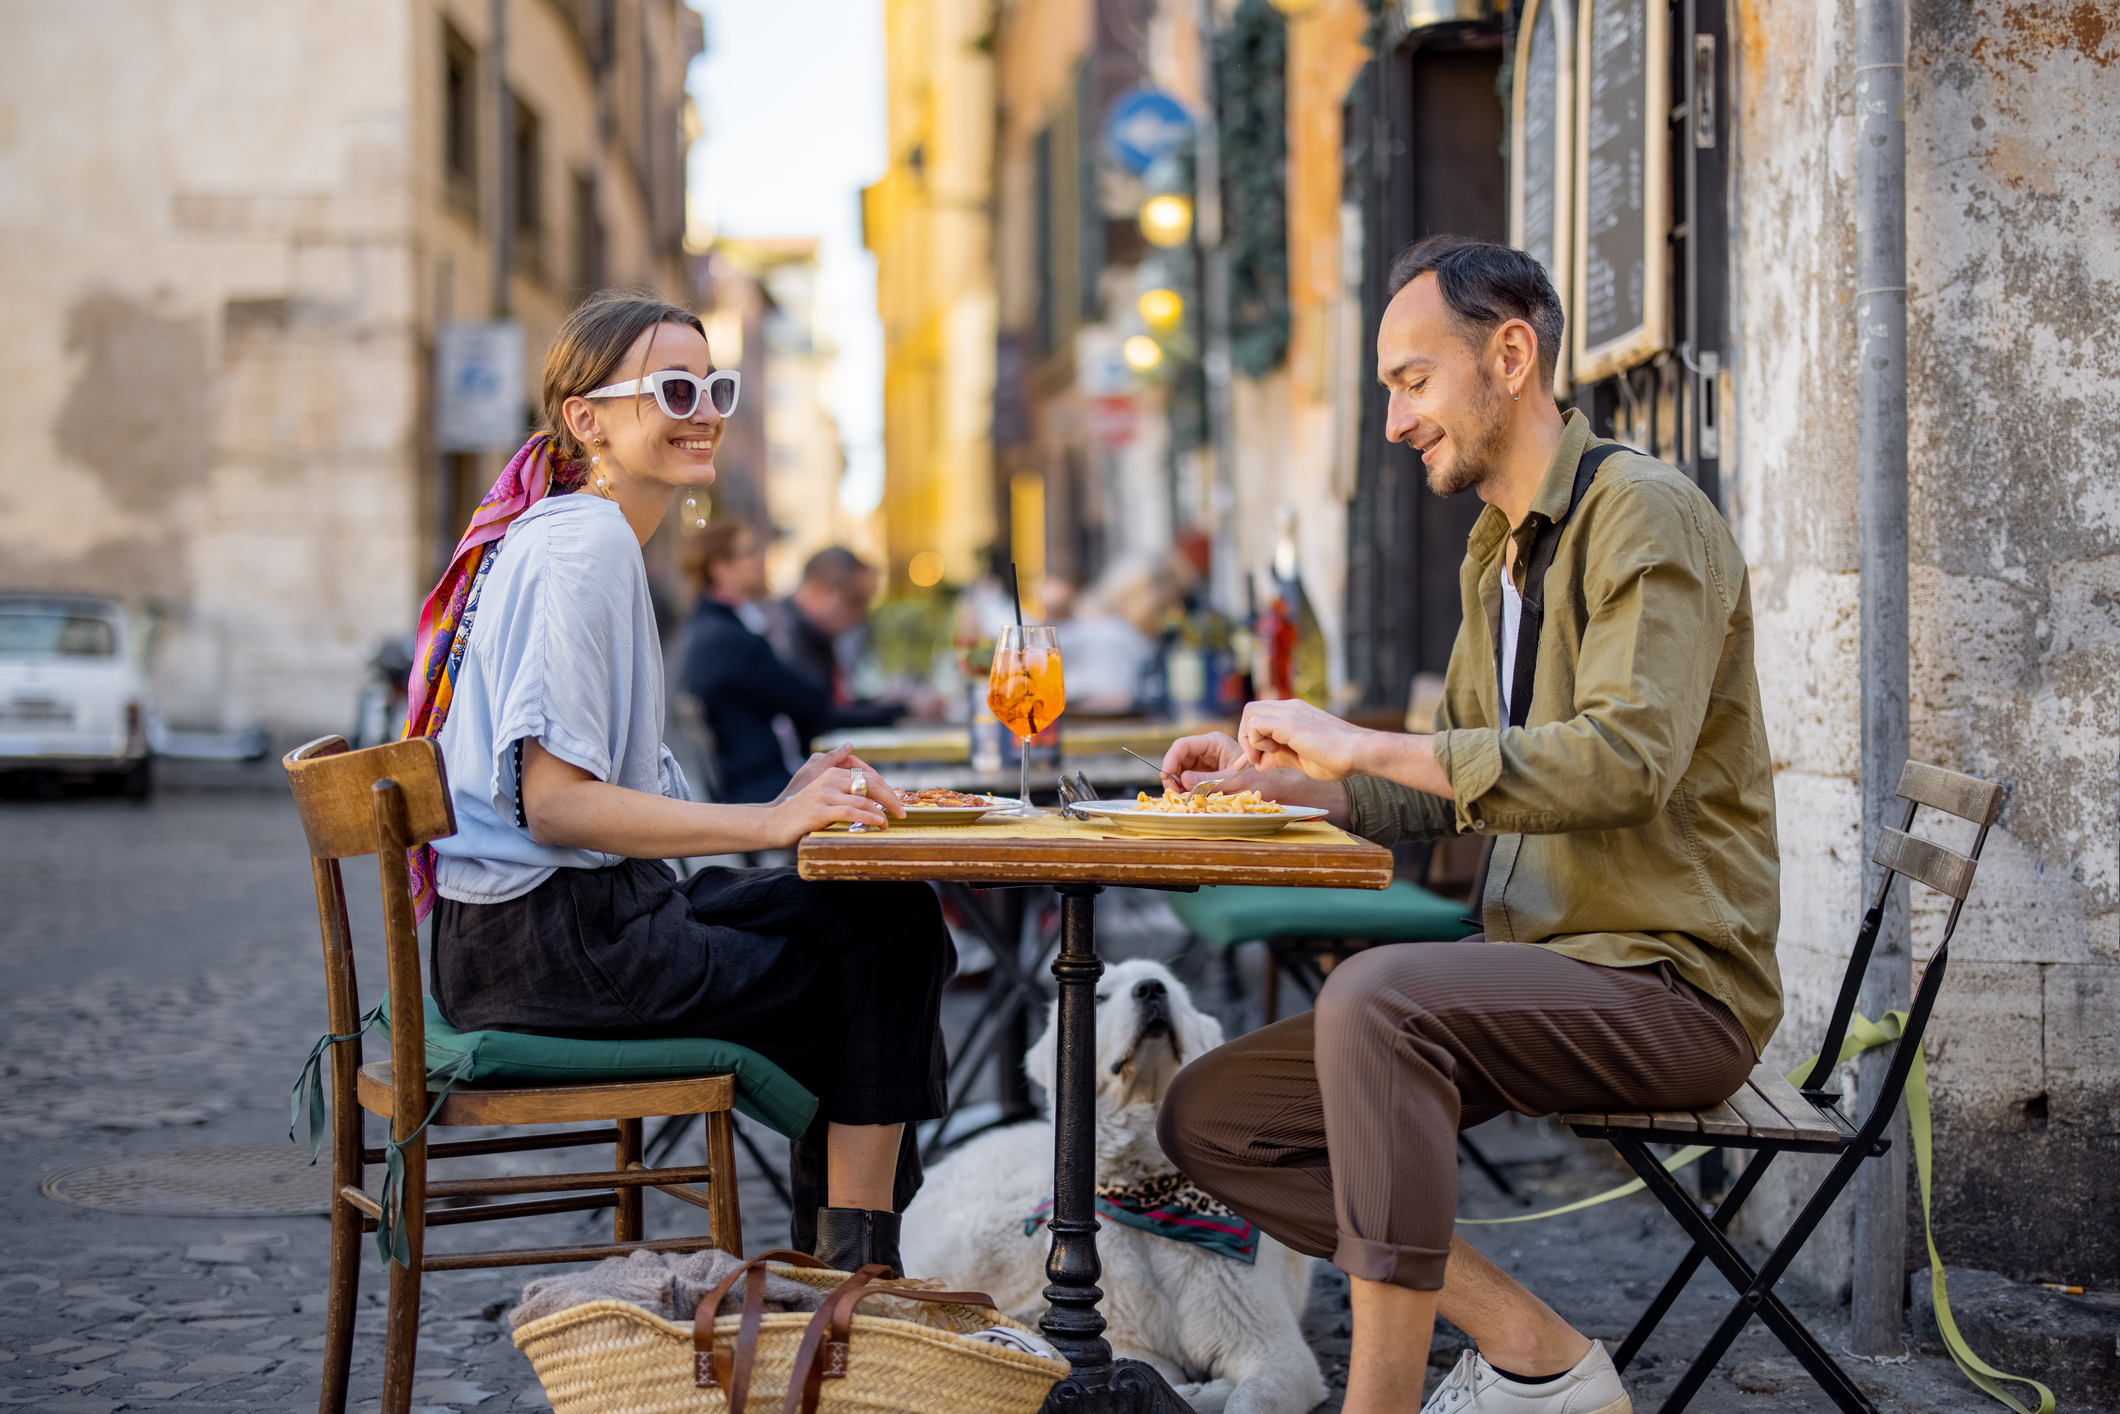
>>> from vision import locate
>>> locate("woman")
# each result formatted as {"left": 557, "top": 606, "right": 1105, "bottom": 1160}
{"left": 407, "top": 291, "right": 949, "bottom": 1274}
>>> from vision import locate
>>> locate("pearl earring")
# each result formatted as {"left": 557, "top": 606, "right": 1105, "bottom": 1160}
{"left": 591, "top": 437, "right": 607, "bottom": 489}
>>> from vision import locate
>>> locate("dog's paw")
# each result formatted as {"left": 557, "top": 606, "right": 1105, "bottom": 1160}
{"left": 1172, "top": 1378, "right": 1233, "bottom": 1414}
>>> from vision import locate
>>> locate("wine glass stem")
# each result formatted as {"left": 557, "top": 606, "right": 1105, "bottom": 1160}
{"left": 1019, "top": 740, "right": 1031, "bottom": 814}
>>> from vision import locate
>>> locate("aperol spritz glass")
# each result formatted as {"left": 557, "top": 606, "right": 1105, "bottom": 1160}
{"left": 987, "top": 624, "right": 1065, "bottom": 816}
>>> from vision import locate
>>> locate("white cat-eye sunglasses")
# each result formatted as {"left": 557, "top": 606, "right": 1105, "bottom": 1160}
{"left": 583, "top": 368, "right": 740, "bottom": 420}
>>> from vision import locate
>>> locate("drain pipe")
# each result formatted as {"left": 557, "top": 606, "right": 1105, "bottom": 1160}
{"left": 1196, "top": 0, "right": 1238, "bottom": 616}
{"left": 1851, "top": 0, "right": 1910, "bottom": 1357}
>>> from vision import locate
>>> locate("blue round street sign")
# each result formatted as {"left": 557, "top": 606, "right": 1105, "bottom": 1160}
{"left": 1105, "top": 89, "right": 1194, "bottom": 176}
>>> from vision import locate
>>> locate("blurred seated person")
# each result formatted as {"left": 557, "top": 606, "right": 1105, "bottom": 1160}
{"left": 1052, "top": 560, "right": 1168, "bottom": 715}
{"left": 769, "top": 546, "right": 939, "bottom": 721}
{"left": 682, "top": 521, "right": 903, "bottom": 803}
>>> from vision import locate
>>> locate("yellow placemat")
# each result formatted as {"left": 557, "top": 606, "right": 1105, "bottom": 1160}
{"left": 814, "top": 814, "right": 1355, "bottom": 846}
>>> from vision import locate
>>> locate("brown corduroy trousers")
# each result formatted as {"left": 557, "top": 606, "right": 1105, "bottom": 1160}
{"left": 1156, "top": 941, "right": 1754, "bottom": 1291}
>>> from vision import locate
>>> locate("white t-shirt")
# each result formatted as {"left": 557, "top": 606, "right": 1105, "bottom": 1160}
{"left": 1498, "top": 571, "right": 1524, "bottom": 714}
{"left": 431, "top": 494, "right": 690, "bottom": 904}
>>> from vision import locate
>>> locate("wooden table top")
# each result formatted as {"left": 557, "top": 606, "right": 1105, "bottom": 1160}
{"left": 796, "top": 809, "right": 1394, "bottom": 890}
{"left": 816, "top": 716, "right": 1237, "bottom": 765}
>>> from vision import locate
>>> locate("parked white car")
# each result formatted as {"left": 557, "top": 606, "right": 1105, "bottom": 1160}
{"left": 0, "top": 594, "right": 155, "bottom": 797}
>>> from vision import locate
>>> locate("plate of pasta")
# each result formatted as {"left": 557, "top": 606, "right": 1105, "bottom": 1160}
{"left": 890, "top": 788, "right": 1014, "bottom": 826}
{"left": 1068, "top": 790, "right": 1329, "bottom": 838}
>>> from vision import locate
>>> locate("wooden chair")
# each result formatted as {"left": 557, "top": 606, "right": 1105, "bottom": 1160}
{"left": 286, "top": 735, "right": 748, "bottom": 1414}
{"left": 1563, "top": 761, "right": 2004, "bottom": 1414}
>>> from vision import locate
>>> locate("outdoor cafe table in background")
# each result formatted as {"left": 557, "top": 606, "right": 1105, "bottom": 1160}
{"left": 816, "top": 717, "right": 1240, "bottom": 797}
{"left": 799, "top": 810, "right": 1393, "bottom": 1414}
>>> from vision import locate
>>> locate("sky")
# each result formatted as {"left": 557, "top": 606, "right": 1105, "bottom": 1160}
{"left": 685, "top": 0, "right": 889, "bottom": 516}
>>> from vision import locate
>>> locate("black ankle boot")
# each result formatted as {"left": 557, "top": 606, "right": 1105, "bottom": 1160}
{"left": 812, "top": 1206, "right": 903, "bottom": 1277}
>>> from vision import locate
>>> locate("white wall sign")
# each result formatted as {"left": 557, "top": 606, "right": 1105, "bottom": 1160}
{"left": 435, "top": 321, "right": 526, "bottom": 453}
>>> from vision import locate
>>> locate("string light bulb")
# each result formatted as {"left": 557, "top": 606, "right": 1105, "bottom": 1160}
{"left": 1138, "top": 194, "right": 1194, "bottom": 248}
{"left": 1137, "top": 288, "right": 1184, "bottom": 332}
{"left": 1122, "top": 335, "right": 1164, "bottom": 371}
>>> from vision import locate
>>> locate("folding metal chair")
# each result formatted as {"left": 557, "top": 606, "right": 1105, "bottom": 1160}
{"left": 1563, "top": 760, "right": 2004, "bottom": 1414}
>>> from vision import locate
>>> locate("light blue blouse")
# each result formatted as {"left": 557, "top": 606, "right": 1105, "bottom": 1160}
{"left": 431, "top": 494, "right": 690, "bottom": 905}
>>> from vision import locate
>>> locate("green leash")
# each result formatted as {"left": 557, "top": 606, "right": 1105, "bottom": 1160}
{"left": 1456, "top": 1011, "right": 2055, "bottom": 1414}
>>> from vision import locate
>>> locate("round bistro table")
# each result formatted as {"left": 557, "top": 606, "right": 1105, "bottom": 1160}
{"left": 798, "top": 809, "right": 1392, "bottom": 1414}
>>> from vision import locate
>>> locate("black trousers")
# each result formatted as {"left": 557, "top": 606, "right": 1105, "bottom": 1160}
{"left": 433, "top": 859, "right": 953, "bottom": 1245}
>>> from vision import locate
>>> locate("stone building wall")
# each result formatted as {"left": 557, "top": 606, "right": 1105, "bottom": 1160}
{"left": 0, "top": 2, "right": 424, "bottom": 738}
{"left": 1731, "top": 0, "right": 2120, "bottom": 1295}
{"left": 0, "top": 0, "right": 697, "bottom": 743}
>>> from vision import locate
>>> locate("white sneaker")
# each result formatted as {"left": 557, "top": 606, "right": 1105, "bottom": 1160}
{"left": 1420, "top": 1341, "right": 1632, "bottom": 1414}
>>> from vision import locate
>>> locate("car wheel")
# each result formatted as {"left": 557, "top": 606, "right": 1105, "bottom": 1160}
{"left": 118, "top": 758, "right": 153, "bottom": 801}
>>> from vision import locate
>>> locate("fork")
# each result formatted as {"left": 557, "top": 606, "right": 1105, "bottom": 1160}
{"left": 1118, "top": 746, "right": 1232, "bottom": 799}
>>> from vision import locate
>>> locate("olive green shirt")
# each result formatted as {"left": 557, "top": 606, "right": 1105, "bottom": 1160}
{"left": 1344, "top": 410, "right": 1782, "bottom": 1056}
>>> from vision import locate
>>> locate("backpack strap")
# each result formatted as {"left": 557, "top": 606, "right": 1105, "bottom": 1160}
{"left": 1503, "top": 442, "right": 1627, "bottom": 729}
{"left": 1464, "top": 442, "right": 1627, "bottom": 928}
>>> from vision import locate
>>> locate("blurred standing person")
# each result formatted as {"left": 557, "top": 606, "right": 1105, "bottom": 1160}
{"left": 682, "top": 520, "right": 844, "bottom": 803}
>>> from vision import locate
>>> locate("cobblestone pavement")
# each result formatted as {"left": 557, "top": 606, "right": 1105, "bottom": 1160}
{"left": 0, "top": 771, "right": 2022, "bottom": 1411}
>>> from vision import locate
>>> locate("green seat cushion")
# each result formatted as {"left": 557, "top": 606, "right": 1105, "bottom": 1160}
{"left": 1168, "top": 880, "right": 1475, "bottom": 947}
{"left": 380, "top": 997, "right": 817, "bottom": 1140}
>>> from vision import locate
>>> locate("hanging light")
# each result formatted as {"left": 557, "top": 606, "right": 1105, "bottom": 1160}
{"left": 1138, "top": 194, "right": 1194, "bottom": 249}
{"left": 1137, "top": 288, "right": 1184, "bottom": 332}
{"left": 908, "top": 550, "right": 946, "bottom": 587}
{"left": 1122, "top": 335, "right": 1165, "bottom": 371}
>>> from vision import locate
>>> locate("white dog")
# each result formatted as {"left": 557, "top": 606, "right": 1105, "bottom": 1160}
{"left": 902, "top": 959, "right": 1325, "bottom": 1414}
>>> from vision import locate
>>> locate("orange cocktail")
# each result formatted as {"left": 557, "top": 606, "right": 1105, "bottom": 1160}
{"left": 987, "top": 625, "right": 1065, "bottom": 814}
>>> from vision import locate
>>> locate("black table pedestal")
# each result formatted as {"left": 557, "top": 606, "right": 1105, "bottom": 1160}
{"left": 1038, "top": 884, "right": 1192, "bottom": 1414}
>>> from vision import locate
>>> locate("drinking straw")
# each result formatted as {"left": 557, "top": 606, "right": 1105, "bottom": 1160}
{"left": 1008, "top": 562, "right": 1025, "bottom": 627}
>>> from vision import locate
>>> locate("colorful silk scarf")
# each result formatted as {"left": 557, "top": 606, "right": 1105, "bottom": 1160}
{"left": 400, "top": 432, "right": 574, "bottom": 919}
{"left": 1026, "top": 1171, "right": 1259, "bottom": 1264}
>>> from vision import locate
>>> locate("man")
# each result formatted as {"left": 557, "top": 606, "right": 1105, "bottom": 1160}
{"left": 1157, "top": 236, "right": 1779, "bottom": 1414}
{"left": 681, "top": 523, "right": 899, "bottom": 803}
{"left": 769, "top": 547, "right": 884, "bottom": 701}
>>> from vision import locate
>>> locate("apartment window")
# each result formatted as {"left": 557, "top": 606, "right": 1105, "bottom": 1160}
{"left": 512, "top": 93, "right": 543, "bottom": 275}
{"left": 572, "top": 171, "right": 604, "bottom": 301}
{"left": 443, "top": 24, "right": 477, "bottom": 213}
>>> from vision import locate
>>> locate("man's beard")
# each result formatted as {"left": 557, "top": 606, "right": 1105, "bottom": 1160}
{"left": 1422, "top": 372, "right": 1511, "bottom": 497}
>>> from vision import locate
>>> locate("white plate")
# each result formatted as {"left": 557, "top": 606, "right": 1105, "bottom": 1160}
{"left": 1066, "top": 801, "right": 1329, "bottom": 838}
{"left": 891, "top": 795, "right": 1018, "bottom": 826}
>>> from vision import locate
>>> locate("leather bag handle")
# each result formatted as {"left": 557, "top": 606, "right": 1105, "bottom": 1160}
{"left": 780, "top": 1265, "right": 1003, "bottom": 1414}
{"left": 692, "top": 1250, "right": 833, "bottom": 1406}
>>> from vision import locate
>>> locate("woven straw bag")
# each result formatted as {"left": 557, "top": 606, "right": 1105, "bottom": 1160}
{"left": 513, "top": 1251, "right": 1070, "bottom": 1414}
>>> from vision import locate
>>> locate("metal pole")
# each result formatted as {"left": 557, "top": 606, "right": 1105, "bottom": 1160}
{"left": 1851, "top": 0, "right": 1909, "bottom": 1357}
{"left": 1036, "top": 883, "right": 1189, "bottom": 1414}
{"left": 1038, "top": 885, "right": 1111, "bottom": 1376}
{"left": 491, "top": 0, "right": 513, "bottom": 319}
{"left": 1194, "top": 0, "right": 1238, "bottom": 617}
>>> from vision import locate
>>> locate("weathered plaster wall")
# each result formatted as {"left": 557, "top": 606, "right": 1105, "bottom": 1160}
{"left": 1733, "top": 0, "right": 2120, "bottom": 1294}
{"left": 0, "top": 2, "right": 422, "bottom": 736}
{"left": 1729, "top": 0, "right": 1866, "bottom": 1300}
{"left": 1900, "top": 0, "right": 2120, "bottom": 1283}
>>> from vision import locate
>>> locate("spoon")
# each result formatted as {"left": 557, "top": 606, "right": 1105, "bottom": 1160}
{"left": 1119, "top": 746, "right": 1233, "bottom": 799}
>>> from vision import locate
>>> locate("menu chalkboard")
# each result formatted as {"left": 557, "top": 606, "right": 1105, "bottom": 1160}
{"left": 1510, "top": 0, "right": 1576, "bottom": 393}
{"left": 1573, "top": 0, "right": 1667, "bottom": 382}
